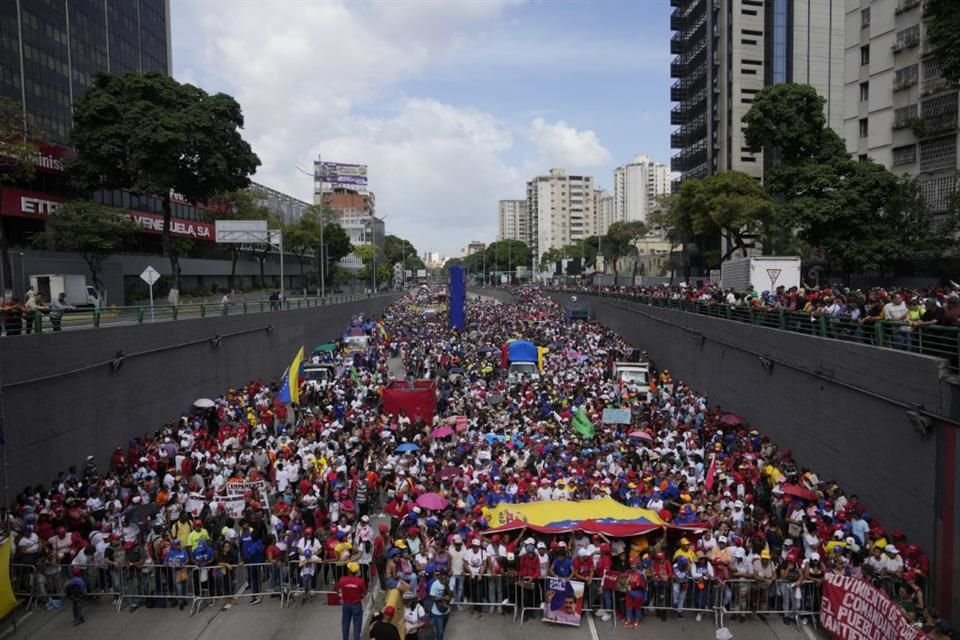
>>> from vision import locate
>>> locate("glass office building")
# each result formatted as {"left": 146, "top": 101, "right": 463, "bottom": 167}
{"left": 0, "top": 0, "right": 171, "bottom": 145}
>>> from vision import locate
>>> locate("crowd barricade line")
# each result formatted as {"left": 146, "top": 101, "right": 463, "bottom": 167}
{"left": 10, "top": 563, "right": 38, "bottom": 610}
{"left": 188, "top": 563, "right": 251, "bottom": 614}
{"left": 450, "top": 573, "right": 513, "bottom": 615}
{"left": 284, "top": 560, "right": 341, "bottom": 608}
{"left": 116, "top": 563, "right": 196, "bottom": 612}
{"left": 513, "top": 576, "right": 544, "bottom": 623}
{"left": 721, "top": 579, "right": 821, "bottom": 628}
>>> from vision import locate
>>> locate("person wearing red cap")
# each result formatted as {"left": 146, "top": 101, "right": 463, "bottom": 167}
{"left": 369, "top": 605, "right": 401, "bottom": 640}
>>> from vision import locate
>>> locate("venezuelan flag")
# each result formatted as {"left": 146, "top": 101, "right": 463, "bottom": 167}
{"left": 377, "top": 321, "right": 388, "bottom": 340}
{"left": 278, "top": 346, "right": 305, "bottom": 404}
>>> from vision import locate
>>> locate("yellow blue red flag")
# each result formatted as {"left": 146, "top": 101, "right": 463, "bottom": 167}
{"left": 278, "top": 346, "right": 305, "bottom": 404}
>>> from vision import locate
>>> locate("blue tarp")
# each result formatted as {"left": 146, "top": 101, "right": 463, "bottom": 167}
{"left": 508, "top": 340, "right": 538, "bottom": 363}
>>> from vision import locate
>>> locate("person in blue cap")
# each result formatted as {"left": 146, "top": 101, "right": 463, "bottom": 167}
{"left": 192, "top": 538, "right": 214, "bottom": 599}
{"left": 64, "top": 566, "right": 86, "bottom": 625}
{"left": 165, "top": 539, "right": 190, "bottom": 610}
{"left": 672, "top": 556, "right": 691, "bottom": 618}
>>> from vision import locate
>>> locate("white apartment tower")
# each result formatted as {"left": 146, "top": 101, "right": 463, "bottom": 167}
{"left": 594, "top": 189, "right": 616, "bottom": 235}
{"left": 612, "top": 155, "right": 670, "bottom": 224}
{"left": 497, "top": 200, "right": 530, "bottom": 244}
{"left": 526, "top": 169, "right": 596, "bottom": 259}
{"left": 843, "top": 0, "right": 958, "bottom": 212}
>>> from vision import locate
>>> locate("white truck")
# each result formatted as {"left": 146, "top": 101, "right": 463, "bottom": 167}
{"left": 30, "top": 274, "right": 103, "bottom": 308}
{"left": 612, "top": 362, "right": 650, "bottom": 390}
{"left": 720, "top": 256, "right": 801, "bottom": 293}
{"left": 507, "top": 361, "right": 540, "bottom": 384}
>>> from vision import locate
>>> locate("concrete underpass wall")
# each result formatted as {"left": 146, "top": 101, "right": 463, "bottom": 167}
{"left": 547, "top": 293, "right": 960, "bottom": 619}
{"left": 0, "top": 295, "right": 399, "bottom": 494}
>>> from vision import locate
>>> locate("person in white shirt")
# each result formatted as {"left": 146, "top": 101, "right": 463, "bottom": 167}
{"left": 448, "top": 536, "right": 466, "bottom": 606}
{"left": 879, "top": 545, "right": 904, "bottom": 576}
{"left": 402, "top": 591, "right": 428, "bottom": 639}
{"left": 463, "top": 539, "right": 487, "bottom": 614}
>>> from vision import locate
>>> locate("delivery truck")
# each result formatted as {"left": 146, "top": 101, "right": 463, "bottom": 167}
{"left": 720, "top": 256, "right": 801, "bottom": 293}
{"left": 30, "top": 274, "right": 103, "bottom": 308}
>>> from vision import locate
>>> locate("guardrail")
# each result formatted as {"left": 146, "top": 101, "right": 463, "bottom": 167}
{"left": 557, "top": 290, "right": 960, "bottom": 374}
{"left": 0, "top": 292, "right": 395, "bottom": 336}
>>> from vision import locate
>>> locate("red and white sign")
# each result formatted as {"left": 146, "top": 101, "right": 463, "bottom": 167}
{"left": 820, "top": 574, "right": 928, "bottom": 640}
{"left": 0, "top": 188, "right": 215, "bottom": 241}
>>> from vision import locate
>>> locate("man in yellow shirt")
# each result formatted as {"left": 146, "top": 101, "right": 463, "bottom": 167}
{"left": 672, "top": 537, "right": 697, "bottom": 564}
{"left": 171, "top": 512, "right": 192, "bottom": 548}
{"left": 187, "top": 519, "right": 210, "bottom": 551}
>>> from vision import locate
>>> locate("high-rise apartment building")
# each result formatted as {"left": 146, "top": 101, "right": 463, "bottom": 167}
{"left": 843, "top": 0, "right": 958, "bottom": 212}
{"left": 497, "top": 200, "right": 530, "bottom": 244}
{"left": 0, "top": 0, "right": 172, "bottom": 145}
{"left": 594, "top": 189, "right": 616, "bottom": 235}
{"left": 670, "top": 0, "right": 845, "bottom": 187}
{"left": 526, "top": 169, "right": 595, "bottom": 259}
{"left": 612, "top": 154, "right": 670, "bottom": 224}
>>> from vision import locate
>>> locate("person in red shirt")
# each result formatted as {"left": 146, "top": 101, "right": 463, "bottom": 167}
{"left": 517, "top": 539, "right": 541, "bottom": 613}
{"left": 336, "top": 561, "right": 366, "bottom": 640}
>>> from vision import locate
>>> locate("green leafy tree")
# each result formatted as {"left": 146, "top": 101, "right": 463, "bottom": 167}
{"left": 69, "top": 72, "right": 261, "bottom": 291}
{"left": 0, "top": 97, "right": 39, "bottom": 293}
{"left": 604, "top": 221, "right": 647, "bottom": 278}
{"left": 926, "top": 0, "right": 960, "bottom": 83}
{"left": 742, "top": 83, "right": 848, "bottom": 165}
{"left": 284, "top": 208, "right": 323, "bottom": 289}
{"left": 31, "top": 200, "right": 140, "bottom": 296}
{"left": 320, "top": 217, "right": 352, "bottom": 288}
{"left": 668, "top": 171, "right": 775, "bottom": 264}
{"left": 485, "top": 240, "right": 530, "bottom": 278}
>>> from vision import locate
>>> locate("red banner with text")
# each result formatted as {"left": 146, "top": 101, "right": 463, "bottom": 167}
{"left": 820, "top": 574, "right": 929, "bottom": 640}
{"left": 0, "top": 188, "right": 215, "bottom": 241}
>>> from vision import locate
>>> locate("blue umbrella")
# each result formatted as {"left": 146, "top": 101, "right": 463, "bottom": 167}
{"left": 395, "top": 443, "right": 420, "bottom": 453}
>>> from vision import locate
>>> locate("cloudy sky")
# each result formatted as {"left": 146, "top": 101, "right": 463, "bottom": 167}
{"left": 171, "top": 0, "right": 671, "bottom": 257}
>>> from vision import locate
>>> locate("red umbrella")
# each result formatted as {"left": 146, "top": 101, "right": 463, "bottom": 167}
{"left": 720, "top": 414, "right": 743, "bottom": 426}
{"left": 431, "top": 426, "right": 454, "bottom": 438}
{"left": 628, "top": 430, "right": 653, "bottom": 442}
{"left": 416, "top": 492, "right": 449, "bottom": 511}
{"left": 781, "top": 484, "right": 817, "bottom": 501}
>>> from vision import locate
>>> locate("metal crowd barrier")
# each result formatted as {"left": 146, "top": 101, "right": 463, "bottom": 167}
{"left": 284, "top": 559, "right": 345, "bottom": 607}
{"left": 720, "top": 579, "right": 821, "bottom": 628}
{"left": 511, "top": 575, "right": 819, "bottom": 628}
{"left": 547, "top": 289, "right": 960, "bottom": 374}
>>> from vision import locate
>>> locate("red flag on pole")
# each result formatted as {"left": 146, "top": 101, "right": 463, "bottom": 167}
{"left": 705, "top": 455, "right": 717, "bottom": 492}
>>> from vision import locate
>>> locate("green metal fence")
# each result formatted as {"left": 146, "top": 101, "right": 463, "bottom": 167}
{"left": 578, "top": 291, "right": 960, "bottom": 374}
{"left": 3, "top": 292, "right": 390, "bottom": 335}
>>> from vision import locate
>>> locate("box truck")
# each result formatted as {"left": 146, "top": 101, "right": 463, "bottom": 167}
{"left": 30, "top": 274, "right": 103, "bottom": 308}
{"left": 720, "top": 257, "right": 802, "bottom": 293}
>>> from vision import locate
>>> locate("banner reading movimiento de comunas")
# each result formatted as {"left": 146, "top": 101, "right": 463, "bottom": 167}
{"left": 820, "top": 574, "right": 928, "bottom": 640}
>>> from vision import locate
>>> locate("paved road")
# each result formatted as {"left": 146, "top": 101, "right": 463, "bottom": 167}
{"left": 3, "top": 599, "right": 825, "bottom": 640}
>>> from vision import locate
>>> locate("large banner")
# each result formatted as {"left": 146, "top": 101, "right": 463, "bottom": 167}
{"left": 543, "top": 577, "right": 584, "bottom": 626}
{"left": 488, "top": 496, "right": 666, "bottom": 536}
{"left": 820, "top": 574, "right": 928, "bottom": 640}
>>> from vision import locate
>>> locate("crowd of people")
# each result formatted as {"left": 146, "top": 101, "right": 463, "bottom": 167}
{"left": 578, "top": 281, "right": 960, "bottom": 354}
{"left": 4, "top": 285, "right": 954, "bottom": 639}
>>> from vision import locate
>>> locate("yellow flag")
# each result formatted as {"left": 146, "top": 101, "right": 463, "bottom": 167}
{"left": 0, "top": 537, "right": 18, "bottom": 617}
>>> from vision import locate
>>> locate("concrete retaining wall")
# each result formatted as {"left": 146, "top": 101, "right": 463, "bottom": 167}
{"left": 0, "top": 295, "right": 399, "bottom": 494}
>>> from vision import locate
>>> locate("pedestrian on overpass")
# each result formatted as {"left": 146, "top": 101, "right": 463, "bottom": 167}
{"left": 50, "top": 291, "right": 74, "bottom": 332}
{"left": 336, "top": 561, "right": 366, "bottom": 640}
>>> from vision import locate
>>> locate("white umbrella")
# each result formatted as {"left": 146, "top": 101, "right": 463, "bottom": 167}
{"left": 193, "top": 398, "right": 215, "bottom": 409}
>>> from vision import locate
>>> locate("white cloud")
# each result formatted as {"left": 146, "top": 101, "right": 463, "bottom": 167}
{"left": 527, "top": 117, "right": 612, "bottom": 170}
{"left": 172, "top": 0, "right": 613, "bottom": 255}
